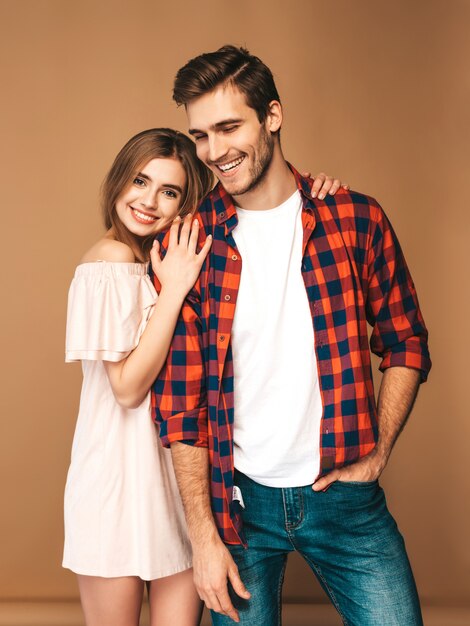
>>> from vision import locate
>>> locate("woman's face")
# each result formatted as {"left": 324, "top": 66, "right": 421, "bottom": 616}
{"left": 115, "top": 157, "right": 187, "bottom": 237}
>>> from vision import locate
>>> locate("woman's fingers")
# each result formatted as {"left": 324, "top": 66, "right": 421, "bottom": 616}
{"left": 312, "top": 174, "right": 348, "bottom": 199}
{"left": 167, "top": 216, "right": 181, "bottom": 249}
{"left": 196, "top": 234, "right": 212, "bottom": 265}
{"left": 178, "top": 213, "right": 193, "bottom": 247}
{"left": 166, "top": 213, "right": 211, "bottom": 270}
{"left": 149, "top": 239, "right": 161, "bottom": 270}
{"left": 184, "top": 215, "right": 212, "bottom": 263}
{"left": 328, "top": 179, "right": 341, "bottom": 195}
{"left": 188, "top": 218, "right": 200, "bottom": 254}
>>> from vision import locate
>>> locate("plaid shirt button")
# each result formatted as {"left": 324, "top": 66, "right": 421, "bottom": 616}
{"left": 219, "top": 335, "right": 226, "bottom": 342}
{"left": 224, "top": 295, "right": 231, "bottom": 301}
{"left": 231, "top": 254, "right": 238, "bottom": 261}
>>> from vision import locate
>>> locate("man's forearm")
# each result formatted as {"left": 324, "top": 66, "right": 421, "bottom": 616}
{"left": 170, "top": 441, "right": 220, "bottom": 547}
{"left": 313, "top": 365, "right": 421, "bottom": 489}
{"left": 374, "top": 365, "right": 421, "bottom": 468}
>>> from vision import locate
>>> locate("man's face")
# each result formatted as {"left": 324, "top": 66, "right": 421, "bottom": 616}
{"left": 187, "top": 83, "right": 276, "bottom": 198}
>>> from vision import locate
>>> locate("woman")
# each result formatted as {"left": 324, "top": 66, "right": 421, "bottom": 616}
{"left": 63, "top": 127, "right": 345, "bottom": 626}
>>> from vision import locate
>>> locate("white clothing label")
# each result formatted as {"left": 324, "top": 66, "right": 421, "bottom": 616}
{"left": 232, "top": 486, "right": 245, "bottom": 509}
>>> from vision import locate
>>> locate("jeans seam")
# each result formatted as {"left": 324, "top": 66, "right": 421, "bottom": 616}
{"left": 302, "top": 553, "right": 349, "bottom": 626}
{"left": 276, "top": 556, "right": 287, "bottom": 626}
{"left": 281, "top": 489, "right": 289, "bottom": 531}
{"left": 281, "top": 488, "right": 304, "bottom": 531}
{"left": 297, "top": 488, "right": 304, "bottom": 529}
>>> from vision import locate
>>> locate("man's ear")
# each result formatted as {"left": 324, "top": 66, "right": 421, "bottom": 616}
{"left": 266, "top": 100, "right": 283, "bottom": 133}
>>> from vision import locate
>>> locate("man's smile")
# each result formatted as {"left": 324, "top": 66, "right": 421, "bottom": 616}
{"left": 214, "top": 155, "right": 246, "bottom": 176}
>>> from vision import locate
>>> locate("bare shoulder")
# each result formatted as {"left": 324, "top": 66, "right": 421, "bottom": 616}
{"left": 80, "top": 238, "right": 136, "bottom": 263}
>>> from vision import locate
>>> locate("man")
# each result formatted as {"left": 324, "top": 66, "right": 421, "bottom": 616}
{"left": 152, "top": 45, "right": 431, "bottom": 625}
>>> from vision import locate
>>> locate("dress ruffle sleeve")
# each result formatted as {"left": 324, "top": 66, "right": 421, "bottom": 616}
{"left": 65, "top": 262, "right": 156, "bottom": 362}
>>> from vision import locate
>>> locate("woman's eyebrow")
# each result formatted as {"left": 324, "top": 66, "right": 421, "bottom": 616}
{"left": 136, "top": 174, "right": 182, "bottom": 193}
{"left": 162, "top": 183, "right": 183, "bottom": 193}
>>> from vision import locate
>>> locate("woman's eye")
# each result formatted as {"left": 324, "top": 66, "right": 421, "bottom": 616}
{"left": 133, "top": 177, "right": 145, "bottom": 187}
{"left": 163, "top": 190, "right": 177, "bottom": 198}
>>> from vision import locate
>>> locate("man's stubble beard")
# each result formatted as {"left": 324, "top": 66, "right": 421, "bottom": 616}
{"left": 222, "top": 126, "right": 275, "bottom": 197}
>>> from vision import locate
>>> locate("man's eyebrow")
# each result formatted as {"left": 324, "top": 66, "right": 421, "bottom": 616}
{"left": 188, "top": 118, "right": 243, "bottom": 135}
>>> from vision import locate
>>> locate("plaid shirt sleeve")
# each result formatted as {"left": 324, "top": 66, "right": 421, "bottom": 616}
{"left": 151, "top": 222, "right": 209, "bottom": 449}
{"left": 366, "top": 200, "right": 431, "bottom": 381}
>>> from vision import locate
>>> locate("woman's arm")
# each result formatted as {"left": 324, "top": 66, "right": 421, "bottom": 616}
{"left": 104, "top": 214, "right": 211, "bottom": 409}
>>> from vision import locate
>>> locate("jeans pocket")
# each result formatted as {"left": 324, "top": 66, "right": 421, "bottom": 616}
{"left": 335, "top": 479, "right": 379, "bottom": 487}
{"left": 328, "top": 479, "right": 382, "bottom": 514}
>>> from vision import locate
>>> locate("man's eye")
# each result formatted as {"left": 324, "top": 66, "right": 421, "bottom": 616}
{"left": 194, "top": 135, "right": 207, "bottom": 141}
{"left": 133, "top": 177, "right": 145, "bottom": 187}
{"left": 223, "top": 126, "right": 237, "bottom": 133}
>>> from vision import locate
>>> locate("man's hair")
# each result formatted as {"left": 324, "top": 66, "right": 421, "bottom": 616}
{"left": 173, "top": 45, "right": 281, "bottom": 124}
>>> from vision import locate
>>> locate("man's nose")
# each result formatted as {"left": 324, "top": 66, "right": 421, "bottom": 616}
{"left": 208, "top": 134, "right": 228, "bottom": 164}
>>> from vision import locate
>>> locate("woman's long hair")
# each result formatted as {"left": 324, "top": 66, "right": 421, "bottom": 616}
{"left": 101, "top": 128, "right": 213, "bottom": 261}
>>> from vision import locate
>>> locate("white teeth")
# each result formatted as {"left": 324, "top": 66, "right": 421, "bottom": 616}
{"left": 133, "top": 209, "right": 157, "bottom": 222}
{"left": 218, "top": 156, "right": 244, "bottom": 172}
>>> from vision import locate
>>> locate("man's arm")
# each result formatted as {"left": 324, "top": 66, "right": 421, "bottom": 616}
{"left": 170, "top": 443, "right": 250, "bottom": 623}
{"left": 313, "top": 200, "right": 430, "bottom": 490}
{"left": 152, "top": 219, "right": 249, "bottom": 622}
{"left": 313, "top": 366, "right": 420, "bottom": 489}
{"left": 373, "top": 366, "right": 420, "bottom": 468}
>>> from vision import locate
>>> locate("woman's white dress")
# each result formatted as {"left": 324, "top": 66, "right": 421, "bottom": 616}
{"left": 63, "top": 261, "right": 192, "bottom": 580}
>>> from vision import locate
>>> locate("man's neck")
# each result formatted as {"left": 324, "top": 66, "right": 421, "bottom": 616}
{"left": 232, "top": 149, "right": 297, "bottom": 211}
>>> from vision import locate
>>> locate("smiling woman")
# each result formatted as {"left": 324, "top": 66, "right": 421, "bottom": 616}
{"left": 99, "top": 128, "right": 213, "bottom": 261}
{"left": 63, "top": 128, "right": 214, "bottom": 626}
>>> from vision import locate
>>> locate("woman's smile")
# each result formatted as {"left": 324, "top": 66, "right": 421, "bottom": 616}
{"left": 129, "top": 206, "right": 159, "bottom": 224}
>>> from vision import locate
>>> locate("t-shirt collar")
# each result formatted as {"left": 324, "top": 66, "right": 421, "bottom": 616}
{"left": 212, "top": 162, "right": 316, "bottom": 227}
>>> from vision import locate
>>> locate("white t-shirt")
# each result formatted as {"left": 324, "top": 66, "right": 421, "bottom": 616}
{"left": 231, "top": 190, "right": 323, "bottom": 487}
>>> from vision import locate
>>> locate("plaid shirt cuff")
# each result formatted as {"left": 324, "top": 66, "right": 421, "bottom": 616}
{"left": 158, "top": 408, "right": 209, "bottom": 448}
{"left": 379, "top": 336, "right": 432, "bottom": 382}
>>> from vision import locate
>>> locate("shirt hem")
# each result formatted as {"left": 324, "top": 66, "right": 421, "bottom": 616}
{"left": 62, "top": 559, "right": 193, "bottom": 581}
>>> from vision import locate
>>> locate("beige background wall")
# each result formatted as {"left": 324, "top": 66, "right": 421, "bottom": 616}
{"left": 1, "top": 0, "right": 469, "bottom": 610}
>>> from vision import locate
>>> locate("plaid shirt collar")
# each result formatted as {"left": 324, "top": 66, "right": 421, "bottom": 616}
{"left": 212, "top": 163, "right": 316, "bottom": 233}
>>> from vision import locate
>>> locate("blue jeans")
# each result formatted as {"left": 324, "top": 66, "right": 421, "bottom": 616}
{"left": 211, "top": 471, "right": 423, "bottom": 626}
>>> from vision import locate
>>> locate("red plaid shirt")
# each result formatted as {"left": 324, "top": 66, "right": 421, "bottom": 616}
{"left": 151, "top": 166, "right": 431, "bottom": 545}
